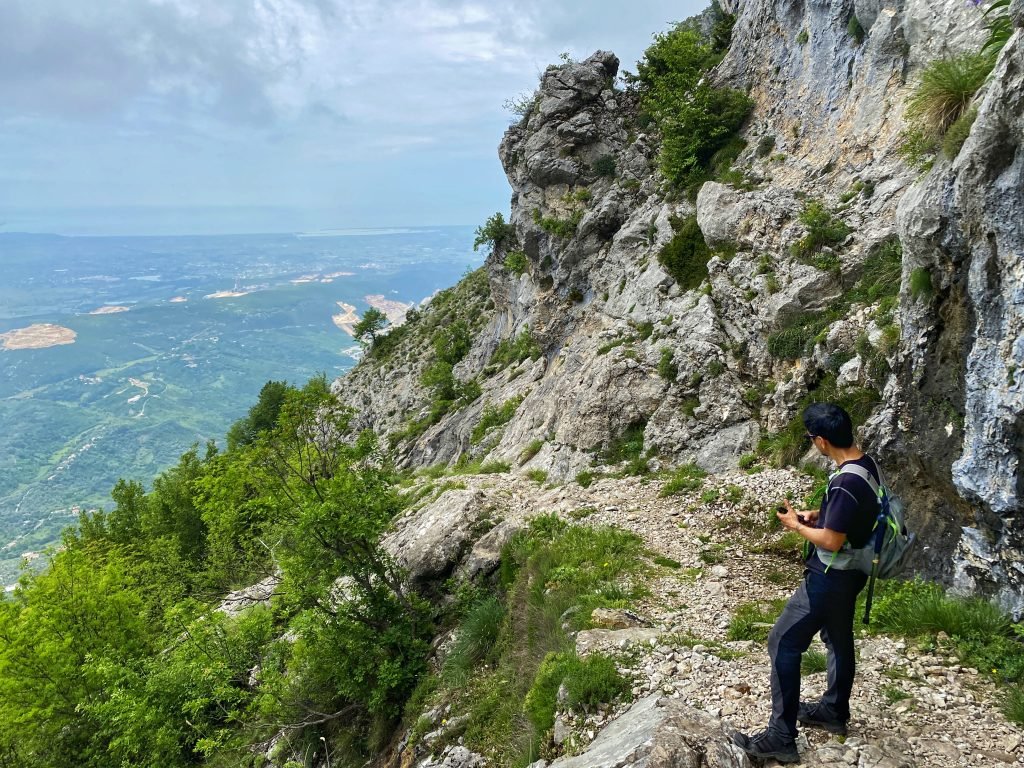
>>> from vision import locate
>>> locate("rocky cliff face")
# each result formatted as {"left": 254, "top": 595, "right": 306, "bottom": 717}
{"left": 336, "top": 0, "right": 1023, "bottom": 608}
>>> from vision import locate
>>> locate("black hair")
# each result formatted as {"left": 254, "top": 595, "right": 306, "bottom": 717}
{"left": 802, "top": 402, "right": 854, "bottom": 448}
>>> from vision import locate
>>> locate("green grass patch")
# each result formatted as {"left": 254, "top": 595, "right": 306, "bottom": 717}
{"left": 660, "top": 463, "right": 707, "bottom": 496}
{"left": 525, "top": 469, "right": 549, "bottom": 484}
{"left": 443, "top": 517, "right": 645, "bottom": 763}
{"left": 653, "top": 555, "right": 682, "bottom": 569}
{"left": 471, "top": 395, "right": 527, "bottom": 444}
{"left": 504, "top": 250, "right": 530, "bottom": 276}
{"left": 727, "top": 600, "right": 787, "bottom": 642}
{"left": 802, "top": 648, "right": 828, "bottom": 675}
{"left": 491, "top": 329, "right": 543, "bottom": 370}
{"left": 866, "top": 579, "right": 1024, "bottom": 688}
{"left": 906, "top": 53, "right": 992, "bottom": 138}
{"left": 443, "top": 598, "right": 506, "bottom": 685}
{"left": 910, "top": 267, "right": 934, "bottom": 301}
{"left": 790, "top": 200, "right": 851, "bottom": 262}
{"left": 882, "top": 684, "right": 911, "bottom": 705}
{"left": 519, "top": 439, "right": 545, "bottom": 465}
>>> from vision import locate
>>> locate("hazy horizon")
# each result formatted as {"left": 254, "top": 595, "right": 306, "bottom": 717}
{"left": 1, "top": 0, "right": 706, "bottom": 237}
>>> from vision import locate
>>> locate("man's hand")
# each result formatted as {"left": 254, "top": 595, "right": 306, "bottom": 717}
{"left": 776, "top": 502, "right": 803, "bottom": 532}
{"left": 779, "top": 500, "right": 846, "bottom": 552}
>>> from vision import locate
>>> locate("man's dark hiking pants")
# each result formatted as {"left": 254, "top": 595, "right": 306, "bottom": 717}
{"left": 766, "top": 569, "right": 868, "bottom": 737}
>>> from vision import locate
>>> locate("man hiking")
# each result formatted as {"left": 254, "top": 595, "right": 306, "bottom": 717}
{"left": 731, "top": 402, "right": 881, "bottom": 763}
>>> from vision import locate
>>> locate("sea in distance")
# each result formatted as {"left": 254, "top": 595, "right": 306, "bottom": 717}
{"left": 0, "top": 226, "right": 482, "bottom": 585}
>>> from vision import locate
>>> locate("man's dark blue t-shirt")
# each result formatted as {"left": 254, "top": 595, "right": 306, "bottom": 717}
{"left": 805, "top": 454, "right": 880, "bottom": 578}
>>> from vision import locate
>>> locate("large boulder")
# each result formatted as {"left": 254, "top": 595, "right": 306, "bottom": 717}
{"left": 384, "top": 490, "right": 486, "bottom": 584}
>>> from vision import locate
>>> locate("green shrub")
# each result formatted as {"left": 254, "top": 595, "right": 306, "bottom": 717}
{"left": 796, "top": 29, "right": 809, "bottom": 45}
{"left": 563, "top": 653, "right": 630, "bottom": 708}
{"left": 504, "top": 249, "right": 529, "bottom": 276}
{"left": 942, "top": 107, "right": 978, "bottom": 159}
{"left": 491, "top": 329, "right": 542, "bottom": 369}
{"left": 738, "top": 453, "right": 758, "bottom": 470}
{"left": 899, "top": 125, "right": 940, "bottom": 172}
{"left": 847, "top": 15, "right": 865, "bottom": 45}
{"left": 790, "top": 201, "right": 851, "bottom": 260}
{"left": 533, "top": 207, "right": 584, "bottom": 238}
{"left": 660, "top": 463, "right": 707, "bottom": 496}
{"left": 906, "top": 53, "right": 992, "bottom": 137}
{"left": 471, "top": 396, "right": 526, "bottom": 444}
{"left": 658, "top": 347, "right": 679, "bottom": 382}
{"left": 756, "top": 135, "right": 776, "bottom": 158}
{"left": 474, "top": 212, "right": 517, "bottom": 252}
{"left": 633, "top": 23, "right": 753, "bottom": 187}
{"left": 909, "top": 267, "right": 934, "bottom": 301}
{"left": 576, "top": 470, "right": 596, "bottom": 488}
{"left": 658, "top": 215, "right": 711, "bottom": 290}
{"left": 653, "top": 555, "right": 682, "bottom": 569}
{"left": 592, "top": 155, "right": 617, "bottom": 178}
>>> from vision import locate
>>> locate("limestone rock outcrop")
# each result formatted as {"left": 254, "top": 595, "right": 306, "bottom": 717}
{"left": 336, "top": 2, "right": 1024, "bottom": 605}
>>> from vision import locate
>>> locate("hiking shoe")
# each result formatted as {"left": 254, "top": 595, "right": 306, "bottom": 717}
{"left": 731, "top": 728, "right": 800, "bottom": 763}
{"left": 797, "top": 701, "right": 848, "bottom": 736}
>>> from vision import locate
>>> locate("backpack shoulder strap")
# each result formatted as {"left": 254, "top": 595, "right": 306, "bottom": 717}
{"left": 835, "top": 463, "right": 881, "bottom": 498}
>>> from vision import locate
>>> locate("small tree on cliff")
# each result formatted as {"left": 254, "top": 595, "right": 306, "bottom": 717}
{"left": 353, "top": 308, "right": 388, "bottom": 347}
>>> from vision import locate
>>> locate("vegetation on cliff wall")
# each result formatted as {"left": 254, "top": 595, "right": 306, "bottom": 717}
{"left": 630, "top": 9, "right": 753, "bottom": 188}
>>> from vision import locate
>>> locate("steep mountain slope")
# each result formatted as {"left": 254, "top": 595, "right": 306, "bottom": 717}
{"left": 337, "top": 0, "right": 1022, "bottom": 609}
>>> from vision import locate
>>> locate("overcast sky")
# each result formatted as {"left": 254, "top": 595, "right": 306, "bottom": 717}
{"left": 0, "top": 0, "right": 705, "bottom": 235}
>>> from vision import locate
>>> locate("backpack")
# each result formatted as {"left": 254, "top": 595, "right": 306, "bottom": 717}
{"left": 811, "top": 458, "right": 918, "bottom": 623}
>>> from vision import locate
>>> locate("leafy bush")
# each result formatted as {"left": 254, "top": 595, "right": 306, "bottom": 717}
{"left": 491, "top": 329, "right": 543, "bottom": 369}
{"left": 942, "top": 107, "right": 978, "bottom": 159}
{"left": 504, "top": 249, "right": 529, "bottom": 276}
{"left": 796, "top": 29, "right": 809, "bottom": 45}
{"left": 576, "top": 470, "right": 596, "bottom": 488}
{"left": 790, "top": 201, "right": 851, "bottom": 261}
{"left": 658, "top": 347, "right": 678, "bottom": 382}
{"left": 658, "top": 215, "right": 711, "bottom": 290}
{"left": 591, "top": 155, "right": 617, "bottom": 178}
{"left": 524, "top": 652, "right": 628, "bottom": 733}
{"left": 632, "top": 23, "right": 753, "bottom": 187}
{"left": 533, "top": 207, "right": 584, "bottom": 238}
{"left": 474, "top": 212, "right": 517, "bottom": 252}
{"left": 847, "top": 15, "right": 865, "bottom": 45}
{"left": 905, "top": 54, "right": 992, "bottom": 138}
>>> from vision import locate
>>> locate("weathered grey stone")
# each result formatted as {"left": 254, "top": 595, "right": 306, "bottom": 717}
{"left": 458, "top": 518, "right": 523, "bottom": 580}
{"left": 576, "top": 628, "right": 661, "bottom": 656}
{"left": 550, "top": 695, "right": 752, "bottom": 768}
{"left": 695, "top": 182, "right": 751, "bottom": 247}
{"left": 383, "top": 490, "right": 485, "bottom": 584}
{"left": 216, "top": 573, "right": 279, "bottom": 618}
